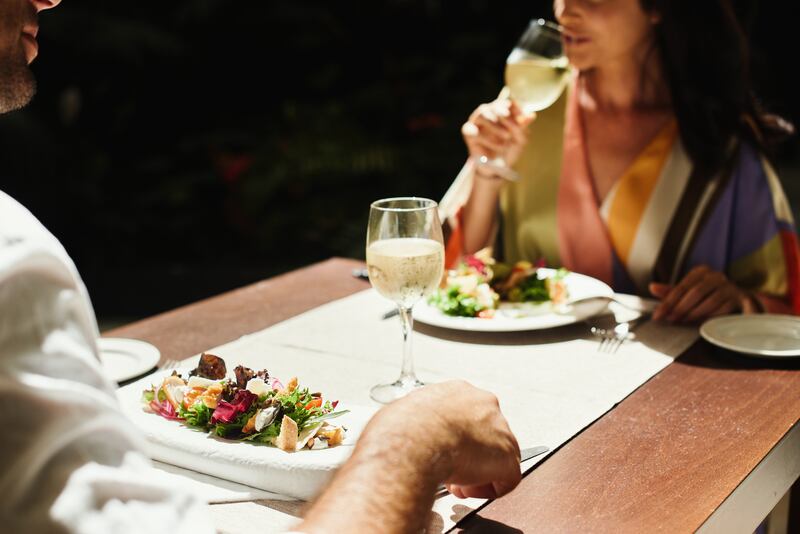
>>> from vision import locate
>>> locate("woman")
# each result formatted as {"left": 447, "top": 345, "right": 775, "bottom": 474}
{"left": 443, "top": 0, "right": 799, "bottom": 323}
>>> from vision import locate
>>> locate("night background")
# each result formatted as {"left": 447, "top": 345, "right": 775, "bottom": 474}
{"left": 1, "top": 0, "right": 797, "bottom": 327}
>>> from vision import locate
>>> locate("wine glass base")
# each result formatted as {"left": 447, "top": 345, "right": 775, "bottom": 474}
{"left": 369, "top": 378, "right": 424, "bottom": 404}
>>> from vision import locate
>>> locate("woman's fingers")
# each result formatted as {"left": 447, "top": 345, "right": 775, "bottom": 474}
{"left": 666, "top": 272, "right": 727, "bottom": 322}
{"left": 649, "top": 282, "right": 671, "bottom": 299}
{"left": 653, "top": 266, "right": 747, "bottom": 324}
{"left": 683, "top": 286, "right": 740, "bottom": 323}
{"left": 463, "top": 99, "right": 534, "bottom": 165}
{"left": 653, "top": 266, "right": 710, "bottom": 320}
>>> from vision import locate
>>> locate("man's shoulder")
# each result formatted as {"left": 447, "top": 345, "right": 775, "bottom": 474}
{"left": 0, "top": 189, "right": 73, "bottom": 270}
{"left": 0, "top": 190, "right": 50, "bottom": 239}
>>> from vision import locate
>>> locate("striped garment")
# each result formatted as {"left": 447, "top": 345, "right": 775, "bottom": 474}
{"left": 441, "top": 77, "right": 799, "bottom": 313}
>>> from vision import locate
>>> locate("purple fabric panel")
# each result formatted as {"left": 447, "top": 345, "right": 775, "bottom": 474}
{"left": 685, "top": 143, "right": 780, "bottom": 275}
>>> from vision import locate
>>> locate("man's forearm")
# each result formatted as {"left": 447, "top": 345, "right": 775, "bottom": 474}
{"left": 299, "top": 418, "right": 454, "bottom": 533}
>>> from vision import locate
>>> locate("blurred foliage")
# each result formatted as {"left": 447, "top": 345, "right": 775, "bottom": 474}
{"left": 0, "top": 0, "right": 795, "bottom": 318}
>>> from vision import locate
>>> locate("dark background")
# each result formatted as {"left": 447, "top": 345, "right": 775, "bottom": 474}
{"left": 1, "top": 1, "right": 797, "bottom": 325}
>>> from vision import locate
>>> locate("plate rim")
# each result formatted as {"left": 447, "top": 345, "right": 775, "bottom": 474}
{"left": 415, "top": 270, "right": 614, "bottom": 332}
{"left": 699, "top": 314, "right": 800, "bottom": 358}
{"left": 97, "top": 336, "right": 161, "bottom": 382}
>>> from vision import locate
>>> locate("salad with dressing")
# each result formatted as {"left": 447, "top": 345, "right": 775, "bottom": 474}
{"left": 142, "top": 353, "right": 348, "bottom": 452}
{"left": 428, "top": 248, "right": 568, "bottom": 318}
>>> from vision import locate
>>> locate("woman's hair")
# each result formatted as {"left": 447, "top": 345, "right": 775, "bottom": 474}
{"left": 640, "top": 0, "right": 790, "bottom": 175}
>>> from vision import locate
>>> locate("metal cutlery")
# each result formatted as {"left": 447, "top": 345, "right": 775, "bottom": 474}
{"left": 160, "top": 358, "right": 181, "bottom": 370}
{"left": 591, "top": 313, "right": 651, "bottom": 353}
{"left": 351, "top": 268, "right": 370, "bottom": 281}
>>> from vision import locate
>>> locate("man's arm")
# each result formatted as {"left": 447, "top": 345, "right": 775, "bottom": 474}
{"left": 299, "top": 381, "right": 521, "bottom": 534}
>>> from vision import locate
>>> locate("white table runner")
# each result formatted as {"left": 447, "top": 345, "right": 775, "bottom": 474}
{"left": 130, "top": 289, "right": 699, "bottom": 533}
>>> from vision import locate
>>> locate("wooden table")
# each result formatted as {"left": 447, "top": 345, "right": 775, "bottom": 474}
{"left": 108, "top": 258, "right": 800, "bottom": 533}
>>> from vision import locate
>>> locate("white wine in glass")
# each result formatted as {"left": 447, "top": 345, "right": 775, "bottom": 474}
{"left": 505, "top": 50, "right": 570, "bottom": 114}
{"left": 477, "top": 19, "right": 569, "bottom": 179}
{"left": 366, "top": 198, "right": 444, "bottom": 404}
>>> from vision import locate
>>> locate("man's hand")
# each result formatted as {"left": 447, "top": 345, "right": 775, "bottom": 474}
{"left": 408, "top": 381, "right": 521, "bottom": 499}
{"left": 650, "top": 265, "right": 757, "bottom": 323}
{"left": 299, "top": 381, "right": 520, "bottom": 534}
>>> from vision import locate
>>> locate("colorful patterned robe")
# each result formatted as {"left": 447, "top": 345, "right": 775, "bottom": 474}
{"left": 441, "top": 77, "right": 799, "bottom": 313}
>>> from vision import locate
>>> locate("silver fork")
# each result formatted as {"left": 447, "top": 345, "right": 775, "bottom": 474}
{"left": 161, "top": 359, "right": 181, "bottom": 370}
{"left": 591, "top": 313, "right": 651, "bottom": 353}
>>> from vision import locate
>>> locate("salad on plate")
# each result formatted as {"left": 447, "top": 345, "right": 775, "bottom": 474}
{"left": 428, "top": 248, "right": 568, "bottom": 318}
{"left": 142, "top": 353, "right": 348, "bottom": 452}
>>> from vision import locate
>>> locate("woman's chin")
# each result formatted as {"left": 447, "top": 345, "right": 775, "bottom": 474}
{"left": 565, "top": 56, "right": 593, "bottom": 72}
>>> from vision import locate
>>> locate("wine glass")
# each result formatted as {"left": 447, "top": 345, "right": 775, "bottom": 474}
{"left": 366, "top": 197, "right": 444, "bottom": 404}
{"left": 477, "top": 18, "right": 570, "bottom": 180}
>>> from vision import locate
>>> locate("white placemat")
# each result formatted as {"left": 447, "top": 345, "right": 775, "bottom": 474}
{"left": 121, "top": 289, "right": 698, "bottom": 533}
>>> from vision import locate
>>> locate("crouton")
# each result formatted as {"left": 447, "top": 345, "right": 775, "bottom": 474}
{"left": 278, "top": 377, "right": 298, "bottom": 396}
{"left": 201, "top": 383, "right": 224, "bottom": 409}
{"left": 275, "top": 415, "right": 298, "bottom": 452}
{"left": 317, "top": 425, "right": 344, "bottom": 446}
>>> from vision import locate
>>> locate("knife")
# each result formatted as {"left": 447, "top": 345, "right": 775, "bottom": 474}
{"left": 520, "top": 445, "right": 549, "bottom": 462}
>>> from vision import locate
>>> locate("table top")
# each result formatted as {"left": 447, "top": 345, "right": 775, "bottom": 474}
{"left": 107, "top": 258, "right": 800, "bottom": 532}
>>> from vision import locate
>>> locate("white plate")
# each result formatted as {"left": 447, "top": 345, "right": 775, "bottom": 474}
{"left": 700, "top": 314, "right": 800, "bottom": 358}
{"left": 97, "top": 337, "right": 161, "bottom": 382}
{"left": 117, "top": 369, "right": 375, "bottom": 501}
{"left": 415, "top": 269, "right": 614, "bottom": 332}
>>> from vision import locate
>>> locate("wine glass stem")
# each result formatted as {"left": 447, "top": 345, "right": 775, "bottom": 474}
{"left": 398, "top": 306, "right": 417, "bottom": 385}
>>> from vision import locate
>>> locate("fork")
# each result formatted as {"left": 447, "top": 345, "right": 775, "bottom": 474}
{"left": 591, "top": 313, "right": 651, "bottom": 353}
{"left": 160, "top": 358, "right": 181, "bottom": 370}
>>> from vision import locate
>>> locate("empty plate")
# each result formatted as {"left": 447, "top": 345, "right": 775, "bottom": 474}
{"left": 97, "top": 337, "right": 161, "bottom": 382}
{"left": 700, "top": 314, "right": 800, "bottom": 358}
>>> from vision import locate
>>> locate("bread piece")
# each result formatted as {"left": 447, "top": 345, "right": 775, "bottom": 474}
{"left": 317, "top": 425, "right": 344, "bottom": 446}
{"left": 276, "top": 415, "right": 298, "bottom": 452}
{"left": 278, "top": 377, "right": 298, "bottom": 396}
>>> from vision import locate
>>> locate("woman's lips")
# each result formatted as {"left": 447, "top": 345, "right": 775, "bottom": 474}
{"left": 563, "top": 34, "right": 590, "bottom": 46}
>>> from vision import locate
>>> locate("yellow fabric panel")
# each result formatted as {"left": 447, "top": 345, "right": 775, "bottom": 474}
{"left": 499, "top": 88, "right": 567, "bottom": 266}
{"left": 728, "top": 233, "right": 788, "bottom": 296}
{"left": 606, "top": 121, "right": 677, "bottom": 264}
{"left": 762, "top": 156, "right": 796, "bottom": 226}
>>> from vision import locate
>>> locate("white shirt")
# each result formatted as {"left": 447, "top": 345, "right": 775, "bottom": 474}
{"left": 0, "top": 190, "right": 213, "bottom": 534}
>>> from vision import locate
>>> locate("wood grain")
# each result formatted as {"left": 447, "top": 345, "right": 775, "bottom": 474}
{"left": 459, "top": 344, "right": 800, "bottom": 532}
{"left": 106, "top": 258, "right": 800, "bottom": 531}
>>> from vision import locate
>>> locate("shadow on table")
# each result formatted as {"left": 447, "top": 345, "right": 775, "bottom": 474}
{"left": 414, "top": 321, "right": 588, "bottom": 347}
{"left": 452, "top": 513, "right": 524, "bottom": 533}
{"left": 427, "top": 505, "right": 523, "bottom": 534}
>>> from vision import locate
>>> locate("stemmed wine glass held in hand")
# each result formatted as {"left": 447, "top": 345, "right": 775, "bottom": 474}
{"left": 366, "top": 197, "right": 444, "bottom": 404}
{"left": 476, "top": 18, "right": 570, "bottom": 180}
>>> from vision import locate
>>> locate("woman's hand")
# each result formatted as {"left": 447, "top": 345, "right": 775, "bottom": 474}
{"left": 461, "top": 98, "right": 536, "bottom": 173}
{"left": 649, "top": 265, "right": 758, "bottom": 324}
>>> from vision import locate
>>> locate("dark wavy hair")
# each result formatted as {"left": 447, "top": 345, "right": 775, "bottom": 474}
{"left": 639, "top": 0, "right": 791, "bottom": 175}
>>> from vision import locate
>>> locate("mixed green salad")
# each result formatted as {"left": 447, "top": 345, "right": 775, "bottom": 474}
{"left": 142, "top": 353, "right": 348, "bottom": 452}
{"left": 428, "top": 249, "right": 568, "bottom": 318}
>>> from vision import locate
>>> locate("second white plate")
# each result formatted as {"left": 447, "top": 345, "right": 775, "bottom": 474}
{"left": 98, "top": 337, "right": 161, "bottom": 382}
{"left": 700, "top": 314, "right": 800, "bottom": 358}
{"left": 414, "top": 269, "right": 614, "bottom": 332}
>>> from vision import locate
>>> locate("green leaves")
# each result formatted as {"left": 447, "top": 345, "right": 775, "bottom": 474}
{"left": 305, "top": 410, "right": 350, "bottom": 427}
{"left": 428, "top": 286, "right": 489, "bottom": 317}
{"left": 179, "top": 402, "right": 211, "bottom": 428}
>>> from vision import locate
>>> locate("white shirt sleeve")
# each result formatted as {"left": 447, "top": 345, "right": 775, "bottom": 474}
{"left": 0, "top": 191, "right": 213, "bottom": 534}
